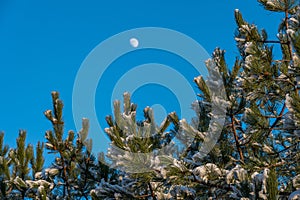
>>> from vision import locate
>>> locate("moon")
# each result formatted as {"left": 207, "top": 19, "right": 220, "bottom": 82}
{"left": 129, "top": 38, "right": 139, "bottom": 48}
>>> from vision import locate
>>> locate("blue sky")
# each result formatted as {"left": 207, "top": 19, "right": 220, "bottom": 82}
{"left": 0, "top": 0, "right": 282, "bottom": 159}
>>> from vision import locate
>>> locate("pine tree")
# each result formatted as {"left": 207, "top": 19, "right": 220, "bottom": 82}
{"left": 0, "top": 131, "right": 45, "bottom": 199}
{"left": 0, "top": 92, "right": 114, "bottom": 199}
{"left": 93, "top": 0, "right": 300, "bottom": 199}
{"left": 1, "top": 0, "right": 300, "bottom": 199}
{"left": 42, "top": 91, "right": 113, "bottom": 199}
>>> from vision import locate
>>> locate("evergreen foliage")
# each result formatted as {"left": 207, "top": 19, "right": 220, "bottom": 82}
{"left": 1, "top": 0, "right": 300, "bottom": 199}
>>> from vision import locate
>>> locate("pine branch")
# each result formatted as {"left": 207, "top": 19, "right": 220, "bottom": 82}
{"left": 269, "top": 103, "right": 286, "bottom": 131}
{"left": 230, "top": 113, "right": 244, "bottom": 162}
{"left": 285, "top": 8, "right": 294, "bottom": 62}
{"left": 258, "top": 40, "right": 287, "bottom": 44}
{"left": 270, "top": 143, "right": 297, "bottom": 156}
{"left": 148, "top": 182, "right": 157, "bottom": 200}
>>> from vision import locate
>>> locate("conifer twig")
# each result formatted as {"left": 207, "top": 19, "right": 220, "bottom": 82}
{"left": 230, "top": 113, "right": 244, "bottom": 162}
